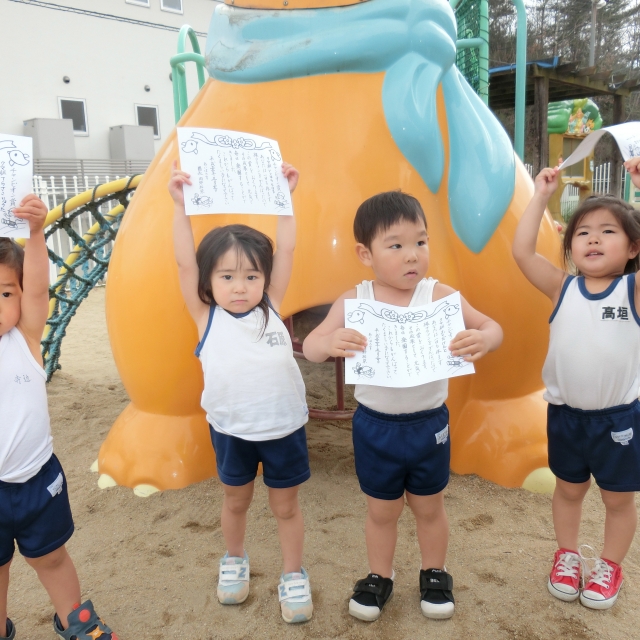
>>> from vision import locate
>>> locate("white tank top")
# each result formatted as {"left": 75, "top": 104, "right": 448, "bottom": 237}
{"left": 0, "top": 327, "right": 53, "bottom": 483}
{"left": 543, "top": 274, "right": 640, "bottom": 410}
{"left": 197, "top": 304, "right": 308, "bottom": 441}
{"left": 354, "top": 278, "right": 449, "bottom": 414}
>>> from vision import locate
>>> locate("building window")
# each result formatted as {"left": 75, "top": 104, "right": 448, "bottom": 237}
{"left": 58, "top": 98, "right": 88, "bottom": 136}
{"left": 136, "top": 105, "right": 160, "bottom": 139}
{"left": 161, "top": 0, "right": 183, "bottom": 13}
{"left": 126, "top": 0, "right": 150, "bottom": 6}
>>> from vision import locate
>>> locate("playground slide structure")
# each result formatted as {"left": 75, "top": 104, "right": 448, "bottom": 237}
{"left": 99, "top": 0, "right": 562, "bottom": 496}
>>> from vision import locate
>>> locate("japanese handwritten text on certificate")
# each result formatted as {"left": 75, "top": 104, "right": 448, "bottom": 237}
{"left": 0, "top": 134, "right": 33, "bottom": 239}
{"left": 344, "top": 292, "right": 475, "bottom": 387}
{"left": 177, "top": 127, "right": 293, "bottom": 217}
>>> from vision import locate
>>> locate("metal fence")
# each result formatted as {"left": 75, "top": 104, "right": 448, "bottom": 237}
{"left": 559, "top": 163, "right": 627, "bottom": 221}
{"left": 525, "top": 162, "right": 626, "bottom": 222}
{"left": 33, "top": 159, "right": 149, "bottom": 185}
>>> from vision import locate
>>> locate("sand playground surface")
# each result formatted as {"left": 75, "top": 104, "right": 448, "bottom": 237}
{"left": 6, "top": 287, "right": 640, "bottom": 639}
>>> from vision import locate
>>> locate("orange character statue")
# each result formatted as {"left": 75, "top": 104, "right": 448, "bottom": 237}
{"left": 100, "top": 0, "right": 560, "bottom": 496}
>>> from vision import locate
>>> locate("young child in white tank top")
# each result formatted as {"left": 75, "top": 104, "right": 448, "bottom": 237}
{"left": 513, "top": 158, "right": 640, "bottom": 611}
{"left": 169, "top": 160, "right": 312, "bottom": 624}
{"left": 0, "top": 197, "right": 116, "bottom": 639}
{"left": 303, "top": 191, "right": 503, "bottom": 622}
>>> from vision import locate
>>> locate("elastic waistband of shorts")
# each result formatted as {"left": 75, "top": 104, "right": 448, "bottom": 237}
{"left": 356, "top": 402, "right": 447, "bottom": 424}
{"left": 551, "top": 398, "right": 639, "bottom": 417}
{"left": 0, "top": 453, "right": 55, "bottom": 487}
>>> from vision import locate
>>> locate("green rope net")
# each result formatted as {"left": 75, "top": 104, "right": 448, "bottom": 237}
{"left": 455, "top": 0, "right": 481, "bottom": 93}
{"left": 42, "top": 176, "right": 139, "bottom": 380}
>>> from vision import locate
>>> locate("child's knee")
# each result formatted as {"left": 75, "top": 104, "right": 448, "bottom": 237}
{"left": 555, "top": 478, "right": 590, "bottom": 502}
{"left": 25, "top": 545, "right": 68, "bottom": 571}
{"left": 407, "top": 491, "right": 446, "bottom": 522}
{"left": 601, "top": 489, "right": 637, "bottom": 514}
{"left": 224, "top": 494, "right": 252, "bottom": 516}
{"left": 367, "top": 497, "right": 403, "bottom": 526}
{"left": 270, "top": 496, "right": 300, "bottom": 521}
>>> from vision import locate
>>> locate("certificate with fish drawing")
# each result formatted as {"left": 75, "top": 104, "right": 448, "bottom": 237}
{"left": 344, "top": 292, "right": 475, "bottom": 387}
{"left": 0, "top": 134, "right": 33, "bottom": 239}
{"left": 177, "top": 127, "right": 293, "bottom": 217}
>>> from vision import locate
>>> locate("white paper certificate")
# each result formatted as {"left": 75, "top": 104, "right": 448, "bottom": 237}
{"left": 559, "top": 122, "right": 640, "bottom": 171}
{"left": 344, "top": 292, "right": 475, "bottom": 387}
{"left": 0, "top": 134, "right": 33, "bottom": 239}
{"left": 177, "top": 127, "right": 293, "bottom": 217}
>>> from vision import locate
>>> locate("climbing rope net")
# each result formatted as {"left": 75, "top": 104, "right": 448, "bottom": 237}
{"left": 455, "top": 0, "right": 481, "bottom": 93}
{"left": 18, "top": 176, "right": 141, "bottom": 380}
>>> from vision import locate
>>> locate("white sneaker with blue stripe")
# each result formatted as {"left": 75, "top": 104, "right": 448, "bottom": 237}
{"left": 278, "top": 568, "right": 313, "bottom": 623}
{"left": 217, "top": 553, "right": 250, "bottom": 604}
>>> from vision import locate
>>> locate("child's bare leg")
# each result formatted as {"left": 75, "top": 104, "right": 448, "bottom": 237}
{"left": 406, "top": 491, "right": 448, "bottom": 570}
{"left": 365, "top": 496, "right": 404, "bottom": 578}
{"left": 600, "top": 490, "right": 637, "bottom": 565}
{"left": 269, "top": 486, "right": 304, "bottom": 574}
{"left": 221, "top": 481, "right": 254, "bottom": 557}
{"left": 25, "top": 546, "right": 80, "bottom": 630}
{"left": 552, "top": 478, "right": 590, "bottom": 551}
{"left": 0, "top": 560, "right": 10, "bottom": 637}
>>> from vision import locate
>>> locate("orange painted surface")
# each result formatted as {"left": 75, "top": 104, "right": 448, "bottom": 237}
{"left": 102, "top": 73, "right": 561, "bottom": 490}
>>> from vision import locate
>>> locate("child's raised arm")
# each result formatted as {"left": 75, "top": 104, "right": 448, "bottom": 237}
{"left": 169, "top": 161, "right": 209, "bottom": 334}
{"left": 624, "top": 156, "right": 640, "bottom": 190}
{"left": 512, "top": 167, "right": 566, "bottom": 301}
{"left": 14, "top": 195, "right": 49, "bottom": 354}
{"left": 267, "top": 162, "right": 299, "bottom": 311}
{"left": 302, "top": 290, "right": 367, "bottom": 362}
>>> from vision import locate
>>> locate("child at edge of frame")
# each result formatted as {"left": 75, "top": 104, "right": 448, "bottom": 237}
{"left": 512, "top": 157, "right": 640, "bottom": 611}
{"left": 0, "top": 196, "right": 118, "bottom": 640}
{"left": 169, "top": 160, "right": 313, "bottom": 624}
{"left": 302, "top": 190, "right": 504, "bottom": 622}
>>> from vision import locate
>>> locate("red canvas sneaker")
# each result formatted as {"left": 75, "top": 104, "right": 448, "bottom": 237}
{"left": 580, "top": 556, "right": 623, "bottom": 610}
{"left": 547, "top": 548, "right": 581, "bottom": 602}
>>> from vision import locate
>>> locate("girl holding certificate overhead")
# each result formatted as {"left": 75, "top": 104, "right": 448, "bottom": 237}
{"left": 512, "top": 159, "right": 640, "bottom": 611}
{"left": 169, "top": 161, "right": 312, "bottom": 624}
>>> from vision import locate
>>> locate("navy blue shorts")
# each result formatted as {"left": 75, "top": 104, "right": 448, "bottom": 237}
{"left": 0, "top": 454, "right": 74, "bottom": 566}
{"left": 210, "top": 426, "right": 310, "bottom": 489}
{"left": 548, "top": 400, "right": 640, "bottom": 492}
{"left": 352, "top": 403, "right": 450, "bottom": 500}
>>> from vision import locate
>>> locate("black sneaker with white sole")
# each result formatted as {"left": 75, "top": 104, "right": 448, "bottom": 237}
{"left": 420, "top": 568, "right": 455, "bottom": 619}
{"left": 348, "top": 573, "right": 394, "bottom": 621}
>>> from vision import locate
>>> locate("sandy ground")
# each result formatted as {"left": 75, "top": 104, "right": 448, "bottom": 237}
{"left": 6, "top": 287, "right": 640, "bottom": 640}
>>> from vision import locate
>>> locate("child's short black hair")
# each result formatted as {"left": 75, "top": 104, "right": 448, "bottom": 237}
{"left": 353, "top": 191, "right": 427, "bottom": 248}
{"left": 0, "top": 238, "right": 24, "bottom": 288}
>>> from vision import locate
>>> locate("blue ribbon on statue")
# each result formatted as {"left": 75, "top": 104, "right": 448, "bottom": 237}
{"left": 206, "top": 0, "right": 515, "bottom": 253}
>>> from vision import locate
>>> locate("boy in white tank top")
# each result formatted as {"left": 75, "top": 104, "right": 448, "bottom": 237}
{"left": 304, "top": 191, "right": 503, "bottom": 622}
{"left": 0, "top": 197, "right": 117, "bottom": 640}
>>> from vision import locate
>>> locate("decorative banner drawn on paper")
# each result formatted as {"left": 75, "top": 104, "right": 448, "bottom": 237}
{"left": 0, "top": 134, "right": 33, "bottom": 239}
{"left": 177, "top": 127, "right": 293, "bottom": 217}
{"left": 559, "top": 122, "right": 640, "bottom": 171}
{"left": 344, "top": 292, "right": 475, "bottom": 388}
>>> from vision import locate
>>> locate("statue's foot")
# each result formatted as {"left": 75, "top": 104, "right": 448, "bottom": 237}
{"left": 96, "top": 403, "right": 216, "bottom": 494}
{"left": 451, "top": 391, "right": 555, "bottom": 493}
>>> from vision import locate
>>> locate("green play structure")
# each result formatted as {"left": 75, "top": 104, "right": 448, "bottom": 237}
{"left": 548, "top": 99, "right": 603, "bottom": 136}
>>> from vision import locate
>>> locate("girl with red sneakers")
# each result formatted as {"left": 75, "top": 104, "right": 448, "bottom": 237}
{"left": 512, "top": 158, "right": 640, "bottom": 610}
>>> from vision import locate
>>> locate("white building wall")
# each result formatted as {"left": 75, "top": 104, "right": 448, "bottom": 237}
{"left": 0, "top": 0, "right": 217, "bottom": 159}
